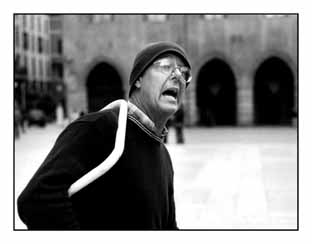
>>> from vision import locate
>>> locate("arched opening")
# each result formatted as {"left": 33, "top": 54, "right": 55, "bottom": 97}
{"left": 196, "top": 58, "right": 237, "bottom": 126}
{"left": 254, "top": 57, "right": 294, "bottom": 125}
{"left": 86, "top": 62, "right": 124, "bottom": 112}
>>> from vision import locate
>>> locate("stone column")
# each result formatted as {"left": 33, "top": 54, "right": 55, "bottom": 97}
{"left": 237, "top": 73, "right": 253, "bottom": 126}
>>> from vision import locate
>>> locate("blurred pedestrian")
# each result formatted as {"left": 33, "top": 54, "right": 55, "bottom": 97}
{"left": 163, "top": 116, "right": 173, "bottom": 143}
{"left": 56, "top": 103, "right": 65, "bottom": 126}
{"left": 17, "top": 41, "right": 192, "bottom": 230}
{"left": 173, "top": 104, "right": 185, "bottom": 144}
{"left": 164, "top": 104, "right": 185, "bottom": 144}
{"left": 14, "top": 100, "right": 22, "bottom": 139}
{"left": 20, "top": 106, "right": 27, "bottom": 133}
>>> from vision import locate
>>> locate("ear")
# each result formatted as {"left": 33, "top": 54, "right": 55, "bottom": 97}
{"left": 134, "top": 77, "right": 142, "bottom": 88}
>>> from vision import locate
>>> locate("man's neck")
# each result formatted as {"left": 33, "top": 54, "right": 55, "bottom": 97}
{"left": 129, "top": 97, "right": 167, "bottom": 135}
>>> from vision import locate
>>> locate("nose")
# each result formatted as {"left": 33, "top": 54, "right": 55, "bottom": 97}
{"left": 171, "top": 68, "right": 186, "bottom": 85}
{"left": 173, "top": 67, "right": 182, "bottom": 77}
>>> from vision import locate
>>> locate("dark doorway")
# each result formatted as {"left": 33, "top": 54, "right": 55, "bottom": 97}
{"left": 87, "top": 62, "right": 124, "bottom": 112}
{"left": 196, "top": 58, "right": 237, "bottom": 126}
{"left": 254, "top": 57, "right": 294, "bottom": 125}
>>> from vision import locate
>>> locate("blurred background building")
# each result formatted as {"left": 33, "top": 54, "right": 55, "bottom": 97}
{"left": 14, "top": 14, "right": 66, "bottom": 123}
{"left": 14, "top": 14, "right": 298, "bottom": 127}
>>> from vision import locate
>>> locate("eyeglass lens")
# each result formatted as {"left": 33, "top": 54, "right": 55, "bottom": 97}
{"left": 154, "top": 60, "right": 191, "bottom": 82}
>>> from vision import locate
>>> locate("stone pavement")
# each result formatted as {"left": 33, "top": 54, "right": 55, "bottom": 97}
{"left": 166, "top": 127, "right": 297, "bottom": 229}
{"left": 14, "top": 124, "right": 297, "bottom": 229}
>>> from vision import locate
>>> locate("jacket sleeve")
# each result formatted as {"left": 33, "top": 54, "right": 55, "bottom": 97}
{"left": 167, "top": 181, "right": 178, "bottom": 230}
{"left": 17, "top": 120, "right": 114, "bottom": 230}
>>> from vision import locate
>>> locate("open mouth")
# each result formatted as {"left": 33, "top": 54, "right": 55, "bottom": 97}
{"left": 162, "top": 87, "right": 178, "bottom": 100}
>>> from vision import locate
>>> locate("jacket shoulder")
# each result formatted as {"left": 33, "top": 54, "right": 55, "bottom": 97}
{"left": 77, "top": 108, "right": 118, "bottom": 124}
{"left": 69, "top": 108, "right": 119, "bottom": 136}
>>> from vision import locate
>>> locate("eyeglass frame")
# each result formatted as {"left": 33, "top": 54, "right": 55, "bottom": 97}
{"left": 151, "top": 58, "right": 192, "bottom": 86}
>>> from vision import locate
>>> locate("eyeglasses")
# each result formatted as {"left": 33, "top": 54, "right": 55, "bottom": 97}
{"left": 152, "top": 59, "right": 192, "bottom": 86}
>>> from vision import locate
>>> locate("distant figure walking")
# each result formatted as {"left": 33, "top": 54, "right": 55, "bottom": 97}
{"left": 14, "top": 100, "right": 25, "bottom": 139}
{"left": 56, "top": 103, "right": 65, "bottom": 126}
{"left": 164, "top": 104, "right": 185, "bottom": 144}
{"left": 174, "top": 105, "right": 185, "bottom": 144}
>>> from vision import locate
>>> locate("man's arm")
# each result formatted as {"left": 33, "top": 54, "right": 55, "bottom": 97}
{"left": 167, "top": 183, "right": 178, "bottom": 230}
{"left": 17, "top": 120, "right": 114, "bottom": 230}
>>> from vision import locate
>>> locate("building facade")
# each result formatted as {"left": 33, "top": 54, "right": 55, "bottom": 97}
{"left": 49, "top": 14, "right": 66, "bottom": 116}
{"left": 14, "top": 14, "right": 65, "bottom": 119}
{"left": 61, "top": 14, "right": 297, "bottom": 126}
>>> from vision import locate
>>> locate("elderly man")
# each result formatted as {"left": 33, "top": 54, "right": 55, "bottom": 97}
{"left": 17, "top": 41, "right": 192, "bottom": 230}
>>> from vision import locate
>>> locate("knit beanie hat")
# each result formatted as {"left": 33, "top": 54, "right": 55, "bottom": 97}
{"left": 129, "top": 41, "right": 191, "bottom": 95}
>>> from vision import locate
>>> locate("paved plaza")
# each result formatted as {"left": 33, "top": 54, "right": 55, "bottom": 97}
{"left": 14, "top": 123, "right": 297, "bottom": 229}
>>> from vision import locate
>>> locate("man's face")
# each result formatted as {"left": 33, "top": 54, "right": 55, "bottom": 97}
{"left": 138, "top": 54, "right": 189, "bottom": 117}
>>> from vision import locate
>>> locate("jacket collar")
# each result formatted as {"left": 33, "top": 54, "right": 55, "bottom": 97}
{"left": 127, "top": 101, "right": 168, "bottom": 140}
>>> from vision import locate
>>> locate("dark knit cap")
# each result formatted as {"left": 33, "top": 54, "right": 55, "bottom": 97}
{"left": 129, "top": 41, "right": 191, "bottom": 94}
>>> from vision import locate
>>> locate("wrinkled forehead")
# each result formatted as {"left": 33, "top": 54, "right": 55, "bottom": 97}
{"left": 154, "top": 53, "right": 186, "bottom": 66}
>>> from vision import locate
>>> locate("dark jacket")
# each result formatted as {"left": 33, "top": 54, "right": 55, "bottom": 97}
{"left": 17, "top": 106, "right": 177, "bottom": 230}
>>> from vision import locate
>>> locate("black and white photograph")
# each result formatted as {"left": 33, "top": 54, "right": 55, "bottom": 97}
{"left": 13, "top": 13, "right": 298, "bottom": 231}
